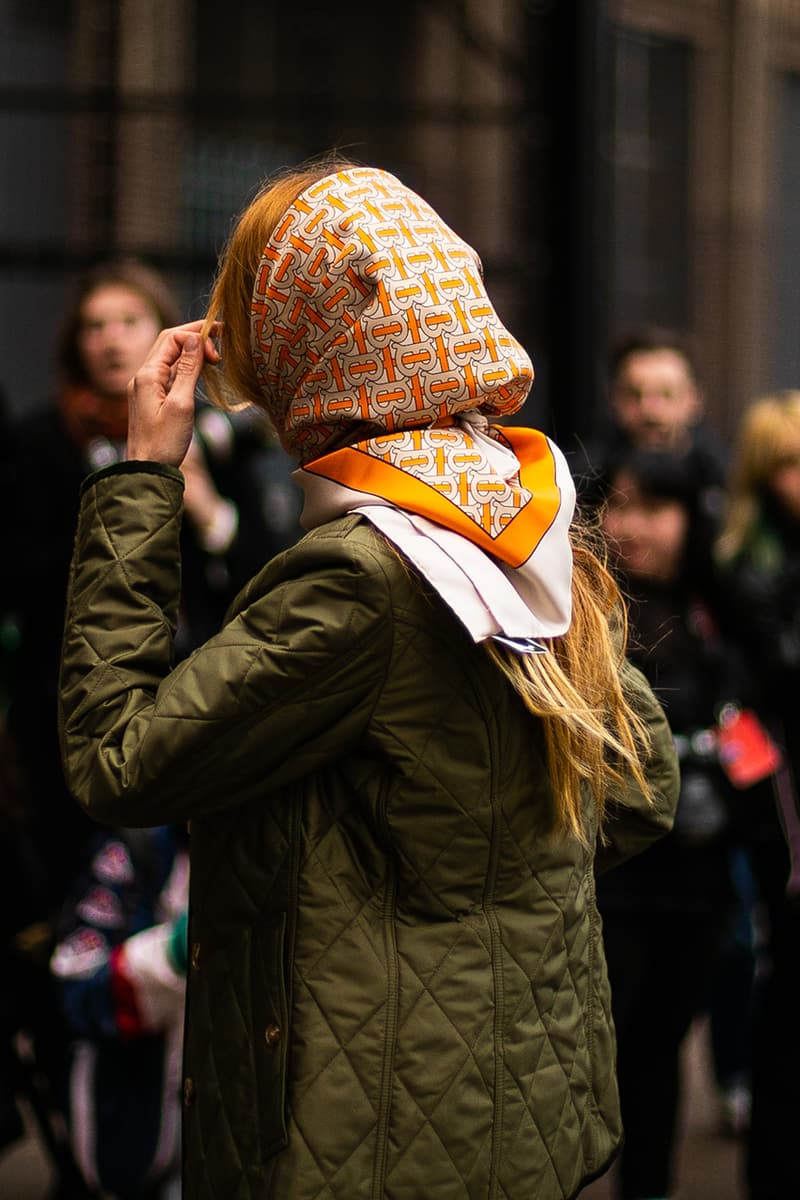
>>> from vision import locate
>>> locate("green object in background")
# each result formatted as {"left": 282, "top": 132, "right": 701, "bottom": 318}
{"left": 167, "top": 910, "right": 188, "bottom": 975}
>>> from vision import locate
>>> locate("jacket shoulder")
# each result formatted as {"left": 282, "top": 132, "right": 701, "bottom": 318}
{"left": 230, "top": 514, "right": 414, "bottom": 616}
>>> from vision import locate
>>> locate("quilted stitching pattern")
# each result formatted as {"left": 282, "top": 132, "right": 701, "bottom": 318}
{"left": 60, "top": 467, "right": 679, "bottom": 1200}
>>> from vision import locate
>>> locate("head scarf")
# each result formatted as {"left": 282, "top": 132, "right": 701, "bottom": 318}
{"left": 250, "top": 166, "right": 574, "bottom": 644}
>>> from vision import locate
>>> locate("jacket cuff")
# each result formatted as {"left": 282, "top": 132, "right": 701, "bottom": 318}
{"left": 80, "top": 460, "right": 184, "bottom": 497}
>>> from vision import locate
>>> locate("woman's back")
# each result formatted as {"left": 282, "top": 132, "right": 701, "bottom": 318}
{"left": 58, "top": 162, "right": 679, "bottom": 1200}
{"left": 169, "top": 515, "right": 677, "bottom": 1199}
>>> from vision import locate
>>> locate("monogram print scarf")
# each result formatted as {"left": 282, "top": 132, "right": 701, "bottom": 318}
{"left": 250, "top": 166, "right": 574, "bottom": 644}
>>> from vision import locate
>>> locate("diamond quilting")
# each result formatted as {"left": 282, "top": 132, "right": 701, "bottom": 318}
{"left": 62, "top": 474, "right": 620, "bottom": 1199}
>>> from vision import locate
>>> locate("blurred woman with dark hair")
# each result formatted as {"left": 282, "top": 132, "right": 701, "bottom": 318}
{"left": 597, "top": 447, "right": 752, "bottom": 1200}
{"left": 5, "top": 258, "right": 269, "bottom": 903}
{"left": 2, "top": 257, "right": 288, "bottom": 1195}
{"left": 5, "top": 260, "right": 183, "bottom": 913}
{"left": 0, "top": 262, "right": 277, "bottom": 1200}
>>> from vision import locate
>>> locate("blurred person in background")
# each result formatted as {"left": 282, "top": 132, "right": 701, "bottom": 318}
{"left": 575, "top": 326, "right": 756, "bottom": 1140}
{"left": 0, "top": 258, "right": 297, "bottom": 1192}
{"left": 4, "top": 258, "right": 292, "bottom": 914}
{"left": 51, "top": 258, "right": 298, "bottom": 647}
{"left": 596, "top": 447, "right": 750, "bottom": 1200}
{"left": 50, "top": 823, "right": 189, "bottom": 1200}
{"left": 716, "top": 390, "right": 800, "bottom": 1200}
{"left": 573, "top": 326, "right": 728, "bottom": 522}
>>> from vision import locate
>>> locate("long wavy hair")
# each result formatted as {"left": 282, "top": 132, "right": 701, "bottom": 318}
{"left": 201, "top": 158, "right": 654, "bottom": 845}
{"left": 485, "top": 526, "right": 652, "bottom": 845}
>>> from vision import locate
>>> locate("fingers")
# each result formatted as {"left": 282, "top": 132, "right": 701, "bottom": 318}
{"left": 145, "top": 321, "right": 222, "bottom": 377}
{"left": 126, "top": 322, "right": 222, "bottom": 467}
{"left": 170, "top": 333, "right": 205, "bottom": 405}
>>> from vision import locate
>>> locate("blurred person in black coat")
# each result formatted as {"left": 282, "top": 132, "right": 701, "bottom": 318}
{"left": 0, "top": 262, "right": 300, "bottom": 1182}
{"left": 596, "top": 447, "right": 749, "bottom": 1200}
{"left": 4, "top": 259, "right": 299, "bottom": 910}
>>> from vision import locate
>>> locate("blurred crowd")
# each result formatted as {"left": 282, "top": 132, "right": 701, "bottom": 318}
{"left": 0, "top": 260, "right": 303, "bottom": 1199}
{"left": 0, "top": 267, "right": 798, "bottom": 1200}
{"left": 572, "top": 328, "right": 800, "bottom": 1200}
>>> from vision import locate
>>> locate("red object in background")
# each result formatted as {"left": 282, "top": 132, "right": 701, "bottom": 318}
{"left": 716, "top": 706, "right": 783, "bottom": 789}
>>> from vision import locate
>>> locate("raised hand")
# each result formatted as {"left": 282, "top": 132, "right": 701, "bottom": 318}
{"left": 126, "top": 322, "right": 220, "bottom": 466}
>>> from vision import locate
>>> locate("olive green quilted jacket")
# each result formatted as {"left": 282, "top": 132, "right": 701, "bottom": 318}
{"left": 59, "top": 463, "right": 679, "bottom": 1200}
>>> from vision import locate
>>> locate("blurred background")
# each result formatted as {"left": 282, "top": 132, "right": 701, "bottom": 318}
{"left": 2, "top": 6, "right": 799, "bottom": 1197}
{"left": 1, "top": 0, "right": 798, "bottom": 445}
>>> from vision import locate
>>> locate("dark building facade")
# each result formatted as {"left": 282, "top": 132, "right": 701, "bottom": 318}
{"left": 1, "top": 0, "right": 798, "bottom": 441}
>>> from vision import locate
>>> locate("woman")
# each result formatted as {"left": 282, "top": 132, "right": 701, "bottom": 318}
{"left": 5, "top": 260, "right": 268, "bottom": 903}
{"left": 2, "top": 259, "right": 275, "bottom": 1196}
{"left": 53, "top": 258, "right": 283, "bottom": 646}
{"left": 597, "top": 448, "right": 749, "bottom": 1200}
{"left": 59, "top": 162, "right": 679, "bottom": 1199}
{"left": 716, "top": 391, "right": 800, "bottom": 1200}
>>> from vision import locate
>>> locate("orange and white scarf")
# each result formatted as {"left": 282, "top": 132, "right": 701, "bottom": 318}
{"left": 250, "top": 166, "right": 574, "bottom": 647}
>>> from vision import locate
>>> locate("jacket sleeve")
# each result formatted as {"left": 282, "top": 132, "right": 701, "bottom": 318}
{"left": 59, "top": 464, "right": 391, "bottom": 829}
{"left": 594, "top": 658, "right": 680, "bottom": 874}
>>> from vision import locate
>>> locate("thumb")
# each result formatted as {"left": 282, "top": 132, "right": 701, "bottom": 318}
{"left": 174, "top": 333, "right": 202, "bottom": 379}
{"left": 168, "top": 333, "right": 204, "bottom": 411}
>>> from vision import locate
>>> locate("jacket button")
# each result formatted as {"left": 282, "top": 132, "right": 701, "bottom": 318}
{"left": 183, "top": 1077, "right": 195, "bottom": 1106}
{"left": 264, "top": 1023, "right": 281, "bottom": 1047}
{"left": 191, "top": 942, "right": 201, "bottom": 970}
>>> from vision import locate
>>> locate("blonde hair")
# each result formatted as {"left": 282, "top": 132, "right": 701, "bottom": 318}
{"left": 201, "top": 156, "right": 359, "bottom": 420}
{"left": 717, "top": 389, "right": 800, "bottom": 563}
{"left": 487, "top": 525, "right": 653, "bottom": 845}
{"left": 203, "top": 161, "right": 654, "bottom": 845}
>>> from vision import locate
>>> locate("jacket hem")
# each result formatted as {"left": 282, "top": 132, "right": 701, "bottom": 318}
{"left": 569, "top": 1140, "right": 621, "bottom": 1199}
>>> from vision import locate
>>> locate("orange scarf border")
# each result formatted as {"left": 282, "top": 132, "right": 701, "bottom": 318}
{"left": 302, "top": 426, "right": 562, "bottom": 569}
